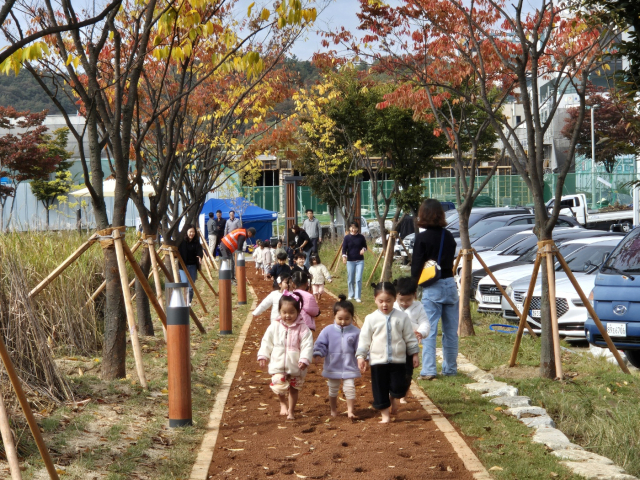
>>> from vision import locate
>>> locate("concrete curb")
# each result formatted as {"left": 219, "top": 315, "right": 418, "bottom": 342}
{"left": 449, "top": 350, "right": 638, "bottom": 480}
{"left": 189, "top": 284, "right": 258, "bottom": 480}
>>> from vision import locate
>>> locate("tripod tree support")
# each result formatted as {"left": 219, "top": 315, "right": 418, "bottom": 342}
{"left": 330, "top": 243, "right": 342, "bottom": 272}
{"left": 545, "top": 244, "right": 564, "bottom": 380}
{"left": 197, "top": 227, "right": 219, "bottom": 270}
{"left": 379, "top": 231, "right": 397, "bottom": 283}
{"left": 0, "top": 379, "right": 22, "bottom": 479}
{"left": 174, "top": 249, "right": 208, "bottom": 314}
{"left": 156, "top": 253, "right": 207, "bottom": 335}
{"left": 509, "top": 252, "right": 543, "bottom": 367}
{"left": 0, "top": 333, "right": 59, "bottom": 480}
{"left": 84, "top": 239, "right": 143, "bottom": 307}
{"left": 29, "top": 233, "right": 99, "bottom": 298}
{"left": 554, "top": 249, "right": 630, "bottom": 374}
{"left": 113, "top": 229, "right": 148, "bottom": 389}
{"left": 458, "top": 249, "right": 473, "bottom": 335}
{"left": 367, "top": 249, "right": 384, "bottom": 285}
{"left": 452, "top": 250, "right": 463, "bottom": 276}
{"left": 472, "top": 250, "right": 537, "bottom": 338}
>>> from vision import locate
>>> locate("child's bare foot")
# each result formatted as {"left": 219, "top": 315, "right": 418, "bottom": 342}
{"left": 287, "top": 411, "right": 295, "bottom": 420}
{"left": 379, "top": 407, "right": 391, "bottom": 423}
{"left": 280, "top": 404, "right": 289, "bottom": 415}
{"left": 330, "top": 409, "right": 338, "bottom": 417}
{"left": 399, "top": 397, "right": 408, "bottom": 404}
{"left": 390, "top": 398, "right": 399, "bottom": 415}
{"left": 347, "top": 412, "right": 358, "bottom": 419}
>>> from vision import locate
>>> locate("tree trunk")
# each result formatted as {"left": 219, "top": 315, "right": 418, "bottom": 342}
{"left": 381, "top": 234, "right": 395, "bottom": 282}
{"left": 101, "top": 245, "right": 128, "bottom": 379}
{"left": 0, "top": 202, "right": 3, "bottom": 232}
{"left": 457, "top": 209, "right": 475, "bottom": 337}
{"left": 45, "top": 207, "right": 50, "bottom": 230}
{"left": 135, "top": 247, "right": 154, "bottom": 336}
{"left": 539, "top": 256, "right": 556, "bottom": 378}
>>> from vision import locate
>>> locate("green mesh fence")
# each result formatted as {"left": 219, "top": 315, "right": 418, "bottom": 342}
{"left": 243, "top": 172, "right": 639, "bottom": 216}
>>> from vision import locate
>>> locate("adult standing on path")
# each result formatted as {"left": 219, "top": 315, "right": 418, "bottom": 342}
{"left": 178, "top": 225, "right": 204, "bottom": 303}
{"left": 224, "top": 210, "right": 242, "bottom": 236}
{"left": 341, "top": 221, "right": 367, "bottom": 303}
{"left": 292, "top": 224, "right": 312, "bottom": 269}
{"left": 302, "top": 209, "right": 322, "bottom": 254}
{"left": 220, "top": 227, "right": 256, "bottom": 282}
{"left": 411, "top": 199, "right": 458, "bottom": 380}
{"left": 209, "top": 210, "right": 226, "bottom": 257}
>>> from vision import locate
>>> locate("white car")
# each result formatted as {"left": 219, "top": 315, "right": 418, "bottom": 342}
{"left": 500, "top": 238, "right": 622, "bottom": 339}
{"left": 475, "top": 236, "right": 622, "bottom": 313}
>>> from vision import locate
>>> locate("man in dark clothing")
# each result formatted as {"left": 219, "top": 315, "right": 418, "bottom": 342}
{"left": 220, "top": 227, "right": 256, "bottom": 281}
{"left": 292, "top": 224, "right": 312, "bottom": 269}
{"left": 211, "top": 210, "right": 226, "bottom": 257}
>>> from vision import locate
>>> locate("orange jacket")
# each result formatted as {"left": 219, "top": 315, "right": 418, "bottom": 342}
{"left": 221, "top": 228, "right": 247, "bottom": 253}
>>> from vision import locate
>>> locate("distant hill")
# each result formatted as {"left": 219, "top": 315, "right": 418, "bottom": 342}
{"left": 0, "top": 70, "right": 77, "bottom": 114}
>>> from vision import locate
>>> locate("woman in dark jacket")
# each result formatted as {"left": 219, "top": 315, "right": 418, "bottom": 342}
{"left": 178, "top": 224, "right": 203, "bottom": 303}
{"left": 341, "top": 221, "right": 368, "bottom": 302}
{"left": 411, "top": 199, "right": 458, "bottom": 379}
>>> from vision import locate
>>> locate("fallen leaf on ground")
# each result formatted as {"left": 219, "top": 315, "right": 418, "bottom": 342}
{"left": 489, "top": 466, "right": 503, "bottom": 471}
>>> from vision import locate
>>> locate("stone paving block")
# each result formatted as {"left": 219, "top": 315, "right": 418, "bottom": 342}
{"left": 532, "top": 427, "right": 583, "bottom": 451}
{"left": 490, "top": 396, "right": 531, "bottom": 408}
{"left": 552, "top": 450, "right": 615, "bottom": 465}
{"left": 481, "top": 385, "right": 518, "bottom": 397}
{"left": 465, "top": 381, "right": 508, "bottom": 393}
{"left": 519, "top": 415, "right": 555, "bottom": 429}
{"left": 561, "top": 461, "right": 638, "bottom": 479}
{"left": 505, "top": 406, "right": 548, "bottom": 419}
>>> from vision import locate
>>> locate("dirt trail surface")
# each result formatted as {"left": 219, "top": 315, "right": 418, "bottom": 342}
{"left": 206, "top": 267, "right": 475, "bottom": 480}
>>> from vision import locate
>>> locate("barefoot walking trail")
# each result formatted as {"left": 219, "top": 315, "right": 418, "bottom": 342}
{"left": 204, "top": 267, "right": 476, "bottom": 479}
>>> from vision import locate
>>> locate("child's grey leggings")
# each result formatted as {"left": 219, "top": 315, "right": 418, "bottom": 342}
{"left": 327, "top": 378, "right": 356, "bottom": 399}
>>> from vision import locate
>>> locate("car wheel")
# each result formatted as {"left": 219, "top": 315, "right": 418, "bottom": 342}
{"left": 624, "top": 350, "right": 640, "bottom": 369}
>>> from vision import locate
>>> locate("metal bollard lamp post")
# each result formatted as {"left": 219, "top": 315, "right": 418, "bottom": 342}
{"left": 236, "top": 250, "right": 247, "bottom": 305}
{"left": 165, "top": 282, "right": 192, "bottom": 427}
{"left": 218, "top": 259, "right": 233, "bottom": 334}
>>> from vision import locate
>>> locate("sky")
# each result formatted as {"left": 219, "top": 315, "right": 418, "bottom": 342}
{"left": 234, "top": 0, "right": 364, "bottom": 60}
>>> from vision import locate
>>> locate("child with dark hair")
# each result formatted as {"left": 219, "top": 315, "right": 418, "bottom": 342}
{"left": 356, "top": 282, "right": 419, "bottom": 423}
{"left": 393, "top": 277, "right": 430, "bottom": 403}
{"left": 262, "top": 239, "right": 272, "bottom": 280}
{"left": 258, "top": 291, "right": 313, "bottom": 419}
{"left": 267, "top": 252, "right": 291, "bottom": 289}
{"left": 292, "top": 252, "right": 309, "bottom": 274}
{"left": 309, "top": 253, "right": 332, "bottom": 302}
{"left": 290, "top": 271, "right": 319, "bottom": 331}
{"left": 313, "top": 294, "right": 360, "bottom": 418}
{"left": 287, "top": 240, "right": 296, "bottom": 267}
{"left": 253, "top": 272, "right": 290, "bottom": 323}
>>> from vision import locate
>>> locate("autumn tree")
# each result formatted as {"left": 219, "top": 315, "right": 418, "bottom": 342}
{"left": 561, "top": 85, "right": 640, "bottom": 174}
{"left": 0, "top": 106, "right": 59, "bottom": 231}
{"left": 30, "top": 128, "right": 73, "bottom": 229}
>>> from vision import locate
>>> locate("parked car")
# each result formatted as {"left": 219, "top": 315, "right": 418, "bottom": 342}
{"left": 475, "top": 236, "right": 622, "bottom": 313}
{"left": 502, "top": 238, "right": 622, "bottom": 341}
{"left": 585, "top": 227, "right": 640, "bottom": 368}
{"left": 468, "top": 224, "right": 534, "bottom": 253}
{"left": 446, "top": 207, "right": 532, "bottom": 237}
{"left": 546, "top": 193, "right": 634, "bottom": 232}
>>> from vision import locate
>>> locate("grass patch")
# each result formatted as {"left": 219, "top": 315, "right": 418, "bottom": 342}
{"left": 460, "top": 311, "right": 640, "bottom": 477}
{"left": 419, "top": 375, "right": 582, "bottom": 479}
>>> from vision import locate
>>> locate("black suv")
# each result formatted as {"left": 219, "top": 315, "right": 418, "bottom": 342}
{"left": 447, "top": 207, "right": 532, "bottom": 238}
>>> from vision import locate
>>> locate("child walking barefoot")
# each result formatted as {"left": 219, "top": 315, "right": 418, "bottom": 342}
{"left": 356, "top": 282, "right": 419, "bottom": 423}
{"left": 394, "top": 277, "right": 430, "bottom": 403}
{"left": 253, "top": 272, "right": 290, "bottom": 323}
{"left": 253, "top": 240, "right": 264, "bottom": 273}
{"left": 262, "top": 240, "right": 273, "bottom": 281}
{"left": 257, "top": 292, "right": 313, "bottom": 419}
{"left": 290, "top": 271, "right": 319, "bottom": 332}
{"left": 309, "top": 254, "right": 332, "bottom": 303}
{"left": 313, "top": 295, "right": 360, "bottom": 418}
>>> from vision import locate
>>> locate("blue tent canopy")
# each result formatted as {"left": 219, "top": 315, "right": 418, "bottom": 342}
{"left": 198, "top": 197, "right": 278, "bottom": 244}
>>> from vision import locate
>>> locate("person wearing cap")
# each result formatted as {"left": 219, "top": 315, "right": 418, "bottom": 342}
{"left": 220, "top": 226, "right": 256, "bottom": 281}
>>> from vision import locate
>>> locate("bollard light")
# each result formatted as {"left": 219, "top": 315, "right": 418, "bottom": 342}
{"left": 219, "top": 259, "right": 233, "bottom": 335}
{"left": 236, "top": 250, "right": 247, "bottom": 306}
{"left": 165, "top": 282, "right": 192, "bottom": 427}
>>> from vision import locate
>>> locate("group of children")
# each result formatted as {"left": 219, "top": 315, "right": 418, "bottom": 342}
{"left": 254, "top": 269, "right": 431, "bottom": 423}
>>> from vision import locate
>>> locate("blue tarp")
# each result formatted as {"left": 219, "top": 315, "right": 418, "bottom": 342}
{"left": 198, "top": 197, "right": 278, "bottom": 244}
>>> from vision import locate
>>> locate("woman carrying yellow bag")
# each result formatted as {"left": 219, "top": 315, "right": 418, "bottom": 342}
{"left": 411, "top": 199, "right": 458, "bottom": 380}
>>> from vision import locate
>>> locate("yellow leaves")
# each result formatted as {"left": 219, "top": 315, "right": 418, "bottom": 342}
{"left": 0, "top": 41, "right": 50, "bottom": 76}
{"left": 260, "top": 8, "right": 271, "bottom": 21}
{"left": 247, "top": 2, "right": 255, "bottom": 17}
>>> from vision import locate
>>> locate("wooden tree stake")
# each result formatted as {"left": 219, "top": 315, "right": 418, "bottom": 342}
{"left": 29, "top": 233, "right": 98, "bottom": 298}
{"left": 330, "top": 243, "right": 343, "bottom": 272}
{"left": 509, "top": 253, "right": 542, "bottom": 367}
{"left": 366, "top": 249, "right": 385, "bottom": 285}
{"left": 197, "top": 228, "right": 219, "bottom": 271}
{"left": 0, "top": 337, "right": 59, "bottom": 480}
{"left": 379, "top": 232, "right": 397, "bottom": 282}
{"left": 147, "top": 239, "right": 167, "bottom": 340}
{"left": 175, "top": 249, "right": 208, "bottom": 314}
{"left": 0, "top": 388, "right": 22, "bottom": 479}
{"left": 113, "top": 229, "right": 148, "bottom": 389}
{"left": 545, "top": 245, "right": 564, "bottom": 380}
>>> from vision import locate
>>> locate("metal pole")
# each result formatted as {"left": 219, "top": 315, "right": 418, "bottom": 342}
{"left": 218, "top": 259, "right": 233, "bottom": 335}
{"left": 236, "top": 251, "right": 247, "bottom": 305}
{"left": 166, "top": 283, "right": 192, "bottom": 428}
{"left": 591, "top": 106, "right": 596, "bottom": 209}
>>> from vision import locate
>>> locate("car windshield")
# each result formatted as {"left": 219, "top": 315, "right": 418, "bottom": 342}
{"left": 474, "top": 229, "right": 524, "bottom": 248}
{"left": 516, "top": 242, "right": 585, "bottom": 264}
{"left": 447, "top": 212, "right": 487, "bottom": 230}
{"left": 491, "top": 233, "right": 531, "bottom": 251}
{"left": 500, "top": 235, "right": 540, "bottom": 255}
{"left": 559, "top": 244, "right": 616, "bottom": 272}
{"left": 601, "top": 228, "right": 640, "bottom": 273}
{"left": 468, "top": 219, "right": 511, "bottom": 240}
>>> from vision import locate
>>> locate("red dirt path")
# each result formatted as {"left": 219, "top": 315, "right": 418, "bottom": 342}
{"left": 207, "top": 267, "right": 474, "bottom": 479}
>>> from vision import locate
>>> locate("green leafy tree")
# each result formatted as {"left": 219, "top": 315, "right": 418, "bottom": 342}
{"left": 30, "top": 128, "right": 73, "bottom": 229}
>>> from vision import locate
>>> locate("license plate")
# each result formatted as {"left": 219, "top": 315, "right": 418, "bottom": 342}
{"left": 530, "top": 309, "right": 541, "bottom": 318}
{"left": 606, "top": 323, "right": 627, "bottom": 337}
{"left": 482, "top": 295, "right": 501, "bottom": 303}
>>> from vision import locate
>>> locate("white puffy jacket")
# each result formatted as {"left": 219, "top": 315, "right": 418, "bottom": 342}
{"left": 253, "top": 290, "right": 283, "bottom": 323}
{"left": 393, "top": 300, "right": 430, "bottom": 338}
{"left": 257, "top": 316, "right": 314, "bottom": 376}
{"left": 356, "top": 308, "right": 419, "bottom": 366}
